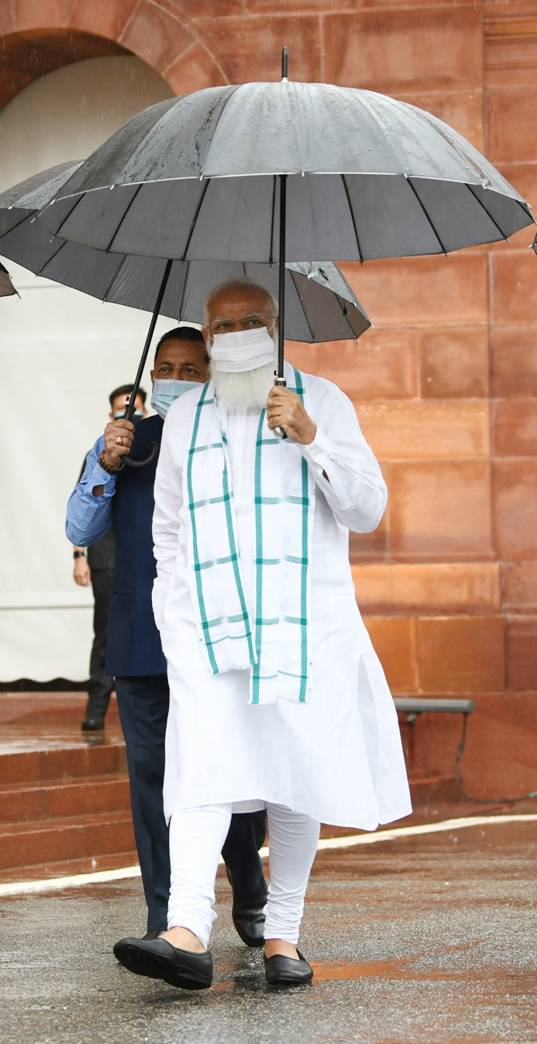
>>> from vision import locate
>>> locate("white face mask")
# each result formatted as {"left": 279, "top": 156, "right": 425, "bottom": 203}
{"left": 151, "top": 378, "right": 200, "bottom": 419}
{"left": 210, "top": 326, "right": 275, "bottom": 373}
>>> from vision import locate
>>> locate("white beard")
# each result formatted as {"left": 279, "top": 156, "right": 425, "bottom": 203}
{"left": 211, "top": 360, "right": 275, "bottom": 413}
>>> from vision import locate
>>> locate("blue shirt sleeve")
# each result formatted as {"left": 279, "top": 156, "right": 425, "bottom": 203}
{"left": 66, "top": 435, "right": 118, "bottom": 546}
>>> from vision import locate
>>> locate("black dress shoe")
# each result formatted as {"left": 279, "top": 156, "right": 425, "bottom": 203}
{"left": 113, "top": 937, "right": 213, "bottom": 990}
{"left": 264, "top": 950, "right": 313, "bottom": 987}
{"left": 225, "top": 866, "right": 267, "bottom": 948}
{"left": 81, "top": 717, "right": 104, "bottom": 732}
{"left": 143, "top": 929, "right": 162, "bottom": 941}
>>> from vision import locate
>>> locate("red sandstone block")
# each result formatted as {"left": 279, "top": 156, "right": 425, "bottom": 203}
{"left": 0, "top": 5, "right": 14, "bottom": 33}
{"left": 187, "top": 0, "right": 244, "bottom": 14}
{"left": 353, "top": 562, "right": 501, "bottom": 615}
{"left": 503, "top": 562, "right": 537, "bottom": 613}
{"left": 490, "top": 326, "right": 537, "bottom": 398}
{"left": 323, "top": 8, "right": 482, "bottom": 92}
{"left": 341, "top": 256, "right": 488, "bottom": 328}
{"left": 416, "top": 616, "right": 505, "bottom": 694}
{"left": 486, "top": 31, "right": 537, "bottom": 90}
{"left": 488, "top": 88, "right": 537, "bottom": 163}
{"left": 462, "top": 691, "right": 537, "bottom": 799}
{"left": 492, "top": 252, "right": 537, "bottom": 327}
{"left": 388, "top": 461, "right": 493, "bottom": 558}
{"left": 363, "top": 0, "right": 479, "bottom": 5}
{"left": 493, "top": 399, "right": 537, "bottom": 456}
{"left": 71, "top": 0, "right": 138, "bottom": 39}
{"left": 506, "top": 617, "right": 537, "bottom": 690}
{"left": 363, "top": 616, "right": 417, "bottom": 693}
{"left": 245, "top": 0, "right": 353, "bottom": 9}
{"left": 420, "top": 328, "right": 489, "bottom": 399}
{"left": 496, "top": 162, "right": 537, "bottom": 210}
{"left": 394, "top": 90, "right": 484, "bottom": 152}
{"left": 358, "top": 401, "right": 489, "bottom": 461}
{"left": 195, "top": 15, "right": 322, "bottom": 83}
{"left": 349, "top": 512, "right": 389, "bottom": 560}
{"left": 407, "top": 690, "right": 537, "bottom": 798}
{"left": 492, "top": 459, "right": 537, "bottom": 559}
{"left": 120, "top": 0, "right": 193, "bottom": 72}
{"left": 166, "top": 43, "right": 225, "bottom": 93}
{"left": 288, "top": 330, "right": 419, "bottom": 401}
{"left": 11, "top": 0, "right": 73, "bottom": 31}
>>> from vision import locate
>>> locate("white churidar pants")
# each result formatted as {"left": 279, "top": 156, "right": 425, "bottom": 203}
{"left": 167, "top": 803, "right": 320, "bottom": 948}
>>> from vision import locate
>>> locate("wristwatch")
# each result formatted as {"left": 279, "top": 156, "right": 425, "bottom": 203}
{"left": 73, "top": 550, "right": 86, "bottom": 559}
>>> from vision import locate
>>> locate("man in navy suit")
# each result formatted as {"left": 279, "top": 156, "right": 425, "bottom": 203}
{"left": 67, "top": 327, "right": 267, "bottom": 949}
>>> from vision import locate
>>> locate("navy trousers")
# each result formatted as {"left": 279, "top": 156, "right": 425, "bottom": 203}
{"left": 86, "top": 568, "right": 115, "bottom": 721}
{"left": 116, "top": 674, "right": 266, "bottom": 933}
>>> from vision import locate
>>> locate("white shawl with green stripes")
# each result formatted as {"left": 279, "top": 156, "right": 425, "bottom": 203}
{"left": 184, "top": 368, "right": 313, "bottom": 705}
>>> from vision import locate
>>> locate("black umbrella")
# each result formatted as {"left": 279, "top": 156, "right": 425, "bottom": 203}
{"left": 1, "top": 157, "right": 371, "bottom": 459}
{"left": 0, "top": 261, "right": 17, "bottom": 298}
{"left": 0, "top": 163, "right": 370, "bottom": 342}
{"left": 26, "top": 51, "right": 537, "bottom": 414}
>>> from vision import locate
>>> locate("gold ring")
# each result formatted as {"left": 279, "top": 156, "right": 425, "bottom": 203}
{"left": 116, "top": 435, "right": 123, "bottom": 446}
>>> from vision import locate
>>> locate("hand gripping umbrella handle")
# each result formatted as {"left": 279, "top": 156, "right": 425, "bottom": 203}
{"left": 273, "top": 375, "right": 288, "bottom": 440}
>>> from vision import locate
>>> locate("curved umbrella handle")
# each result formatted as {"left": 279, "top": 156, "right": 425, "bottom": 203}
{"left": 123, "top": 441, "right": 160, "bottom": 469}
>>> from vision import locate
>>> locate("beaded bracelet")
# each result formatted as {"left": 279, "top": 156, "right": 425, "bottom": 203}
{"left": 99, "top": 450, "right": 125, "bottom": 475}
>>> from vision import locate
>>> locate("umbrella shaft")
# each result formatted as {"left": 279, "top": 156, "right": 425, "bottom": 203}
{"left": 277, "top": 173, "right": 287, "bottom": 381}
{"left": 126, "top": 258, "right": 173, "bottom": 420}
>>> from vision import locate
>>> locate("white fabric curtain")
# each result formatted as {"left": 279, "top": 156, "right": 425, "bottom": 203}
{"left": 0, "top": 55, "right": 173, "bottom": 681}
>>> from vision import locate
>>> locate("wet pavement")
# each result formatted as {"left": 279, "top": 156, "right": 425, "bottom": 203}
{"left": 1, "top": 815, "right": 537, "bottom": 1043}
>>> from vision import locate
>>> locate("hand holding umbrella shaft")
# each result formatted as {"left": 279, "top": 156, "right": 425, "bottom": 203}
{"left": 266, "top": 387, "right": 316, "bottom": 444}
{"left": 103, "top": 418, "right": 135, "bottom": 468}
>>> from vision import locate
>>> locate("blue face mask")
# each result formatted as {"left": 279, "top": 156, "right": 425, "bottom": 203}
{"left": 151, "top": 379, "right": 200, "bottom": 419}
{"left": 114, "top": 409, "right": 144, "bottom": 422}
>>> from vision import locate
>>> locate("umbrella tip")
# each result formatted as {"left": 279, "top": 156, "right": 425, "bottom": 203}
{"left": 281, "top": 46, "right": 288, "bottom": 82}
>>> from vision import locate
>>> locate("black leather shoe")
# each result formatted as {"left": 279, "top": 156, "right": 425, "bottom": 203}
{"left": 264, "top": 950, "right": 313, "bottom": 987}
{"left": 81, "top": 717, "right": 104, "bottom": 731}
{"left": 113, "top": 937, "right": 213, "bottom": 990}
{"left": 225, "top": 866, "right": 267, "bottom": 948}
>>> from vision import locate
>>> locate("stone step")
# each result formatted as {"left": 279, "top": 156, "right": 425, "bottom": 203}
{"left": 0, "top": 692, "right": 121, "bottom": 729}
{"left": 0, "top": 809, "right": 135, "bottom": 870}
{"left": 0, "top": 740, "right": 128, "bottom": 785}
{"left": 0, "top": 773, "right": 130, "bottom": 823}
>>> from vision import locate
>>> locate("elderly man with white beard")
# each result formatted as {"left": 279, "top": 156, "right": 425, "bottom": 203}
{"left": 114, "top": 280, "right": 411, "bottom": 991}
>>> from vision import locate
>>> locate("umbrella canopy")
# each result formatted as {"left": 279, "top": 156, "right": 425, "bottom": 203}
{"left": 0, "top": 261, "right": 17, "bottom": 298}
{"left": 0, "top": 164, "right": 370, "bottom": 342}
{"left": 39, "top": 80, "right": 534, "bottom": 262}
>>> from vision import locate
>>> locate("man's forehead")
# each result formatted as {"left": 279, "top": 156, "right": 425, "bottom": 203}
{"left": 157, "top": 339, "right": 204, "bottom": 357}
{"left": 208, "top": 286, "right": 271, "bottom": 316}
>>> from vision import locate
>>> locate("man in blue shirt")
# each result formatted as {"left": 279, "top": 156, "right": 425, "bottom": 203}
{"left": 67, "top": 326, "right": 267, "bottom": 949}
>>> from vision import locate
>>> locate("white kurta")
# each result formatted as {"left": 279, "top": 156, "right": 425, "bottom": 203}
{"left": 152, "top": 370, "right": 411, "bottom": 830}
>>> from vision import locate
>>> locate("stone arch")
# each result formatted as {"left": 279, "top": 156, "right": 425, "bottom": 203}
{"left": 0, "top": 0, "right": 228, "bottom": 110}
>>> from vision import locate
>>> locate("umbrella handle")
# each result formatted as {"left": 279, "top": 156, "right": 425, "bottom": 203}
{"left": 121, "top": 258, "right": 172, "bottom": 470}
{"left": 123, "top": 441, "right": 160, "bottom": 469}
{"left": 273, "top": 374, "right": 288, "bottom": 440}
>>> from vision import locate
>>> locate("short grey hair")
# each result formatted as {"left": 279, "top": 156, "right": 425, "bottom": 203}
{"left": 204, "top": 279, "right": 279, "bottom": 323}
